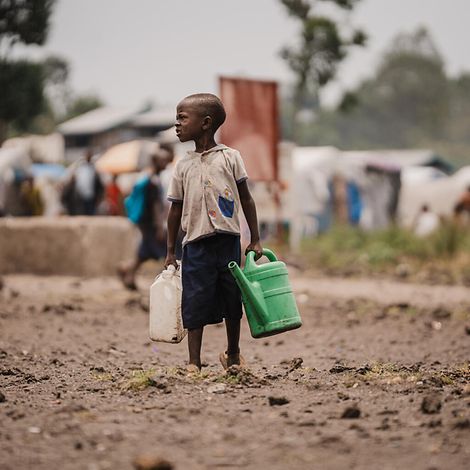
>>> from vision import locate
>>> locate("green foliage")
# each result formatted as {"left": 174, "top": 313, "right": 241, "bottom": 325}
{"left": 0, "top": 0, "right": 56, "bottom": 143}
{"left": 279, "top": 0, "right": 366, "bottom": 140}
{"left": 0, "top": 0, "right": 55, "bottom": 49}
{"left": 0, "top": 59, "right": 46, "bottom": 130}
{"left": 63, "top": 94, "right": 104, "bottom": 121}
{"left": 291, "top": 27, "right": 470, "bottom": 168}
{"left": 301, "top": 223, "right": 470, "bottom": 276}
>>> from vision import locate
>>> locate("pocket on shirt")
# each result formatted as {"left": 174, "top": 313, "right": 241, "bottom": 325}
{"left": 218, "top": 195, "right": 234, "bottom": 218}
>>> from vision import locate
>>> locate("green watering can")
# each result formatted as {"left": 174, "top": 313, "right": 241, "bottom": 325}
{"left": 228, "top": 248, "right": 302, "bottom": 338}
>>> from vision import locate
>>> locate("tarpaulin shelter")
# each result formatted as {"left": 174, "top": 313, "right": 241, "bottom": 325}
{"left": 219, "top": 77, "right": 279, "bottom": 182}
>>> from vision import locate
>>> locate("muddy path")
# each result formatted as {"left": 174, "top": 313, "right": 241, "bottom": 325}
{"left": 1, "top": 274, "right": 469, "bottom": 470}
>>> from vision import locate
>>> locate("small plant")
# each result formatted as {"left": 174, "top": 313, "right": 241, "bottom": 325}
{"left": 121, "top": 369, "right": 156, "bottom": 391}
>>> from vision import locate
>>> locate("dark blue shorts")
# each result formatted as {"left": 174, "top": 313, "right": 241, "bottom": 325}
{"left": 182, "top": 234, "right": 242, "bottom": 329}
{"left": 137, "top": 227, "right": 166, "bottom": 262}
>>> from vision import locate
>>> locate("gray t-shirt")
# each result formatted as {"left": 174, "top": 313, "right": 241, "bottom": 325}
{"left": 167, "top": 144, "right": 248, "bottom": 245}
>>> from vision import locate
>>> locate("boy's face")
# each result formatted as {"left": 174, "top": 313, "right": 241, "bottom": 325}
{"left": 175, "top": 99, "right": 207, "bottom": 142}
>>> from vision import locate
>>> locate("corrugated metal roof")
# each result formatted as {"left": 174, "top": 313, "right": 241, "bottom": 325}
{"left": 130, "top": 109, "right": 175, "bottom": 127}
{"left": 58, "top": 107, "right": 138, "bottom": 135}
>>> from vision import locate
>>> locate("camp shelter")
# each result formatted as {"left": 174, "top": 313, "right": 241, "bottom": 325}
{"left": 3, "top": 133, "right": 64, "bottom": 164}
{"left": 398, "top": 165, "right": 470, "bottom": 226}
{"left": 58, "top": 107, "right": 175, "bottom": 164}
{"left": 287, "top": 147, "right": 454, "bottom": 249}
{"left": 58, "top": 107, "right": 140, "bottom": 163}
{"left": 339, "top": 149, "right": 452, "bottom": 231}
{"left": 288, "top": 146, "right": 339, "bottom": 251}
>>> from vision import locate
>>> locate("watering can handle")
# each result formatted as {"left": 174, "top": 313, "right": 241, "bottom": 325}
{"left": 246, "top": 248, "right": 278, "bottom": 267}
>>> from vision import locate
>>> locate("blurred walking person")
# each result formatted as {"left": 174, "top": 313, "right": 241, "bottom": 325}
{"left": 454, "top": 185, "right": 470, "bottom": 225}
{"left": 74, "top": 150, "right": 103, "bottom": 215}
{"left": 104, "top": 174, "right": 124, "bottom": 216}
{"left": 118, "top": 146, "right": 174, "bottom": 290}
{"left": 19, "top": 175, "right": 44, "bottom": 216}
{"left": 413, "top": 204, "right": 439, "bottom": 237}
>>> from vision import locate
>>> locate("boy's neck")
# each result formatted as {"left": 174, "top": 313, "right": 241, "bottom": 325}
{"left": 194, "top": 133, "right": 217, "bottom": 154}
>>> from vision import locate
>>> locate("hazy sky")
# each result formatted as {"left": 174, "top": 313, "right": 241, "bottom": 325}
{"left": 23, "top": 0, "right": 470, "bottom": 110}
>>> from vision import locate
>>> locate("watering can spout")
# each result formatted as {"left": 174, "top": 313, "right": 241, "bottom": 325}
{"left": 228, "top": 261, "right": 268, "bottom": 322}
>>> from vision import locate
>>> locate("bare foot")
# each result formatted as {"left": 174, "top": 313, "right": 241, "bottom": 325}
{"left": 186, "top": 364, "right": 201, "bottom": 375}
{"left": 219, "top": 351, "right": 246, "bottom": 370}
{"left": 117, "top": 265, "right": 137, "bottom": 291}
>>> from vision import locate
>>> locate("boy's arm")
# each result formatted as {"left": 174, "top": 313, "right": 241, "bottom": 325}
{"left": 237, "top": 180, "right": 263, "bottom": 260}
{"left": 164, "top": 202, "right": 182, "bottom": 268}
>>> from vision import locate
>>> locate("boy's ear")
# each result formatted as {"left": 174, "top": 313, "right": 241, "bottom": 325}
{"left": 202, "top": 115, "right": 212, "bottom": 131}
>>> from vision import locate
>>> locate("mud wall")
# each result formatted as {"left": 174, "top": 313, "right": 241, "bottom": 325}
{"left": 0, "top": 217, "right": 138, "bottom": 276}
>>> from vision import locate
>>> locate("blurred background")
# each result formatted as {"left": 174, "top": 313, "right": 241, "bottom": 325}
{"left": 0, "top": 0, "right": 469, "bottom": 283}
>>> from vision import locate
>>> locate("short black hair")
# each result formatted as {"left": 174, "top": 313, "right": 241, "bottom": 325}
{"left": 183, "top": 93, "right": 226, "bottom": 131}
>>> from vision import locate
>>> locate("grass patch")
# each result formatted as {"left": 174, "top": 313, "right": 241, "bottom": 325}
{"left": 121, "top": 368, "right": 156, "bottom": 391}
{"left": 300, "top": 223, "right": 470, "bottom": 284}
{"left": 91, "top": 372, "right": 115, "bottom": 382}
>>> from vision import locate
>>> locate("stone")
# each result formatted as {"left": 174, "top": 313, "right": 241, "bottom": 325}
{"left": 421, "top": 394, "right": 442, "bottom": 414}
{"left": 207, "top": 384, "right": 227, "bottom": 394}
{"left": 268, "top": 396, "right": 289, "bottom": 406}
{"left": 133, "top": 455, "right": 174, "bottom": 470}
{"left": 341, "top": 405, "right": 361, "bottom": 419}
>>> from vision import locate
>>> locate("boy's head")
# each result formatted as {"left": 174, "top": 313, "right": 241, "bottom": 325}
{"left": 175, "top": 93, "right": 226, "bottom": 142}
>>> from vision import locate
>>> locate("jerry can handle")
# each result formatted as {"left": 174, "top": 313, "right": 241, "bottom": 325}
{"left": 246, "top": 248, "right": 278, "bottom": 267}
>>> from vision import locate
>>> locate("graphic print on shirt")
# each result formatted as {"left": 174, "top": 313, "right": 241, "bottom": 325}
{"left": 218, "top": 186, "right": 234, "bottom": 218}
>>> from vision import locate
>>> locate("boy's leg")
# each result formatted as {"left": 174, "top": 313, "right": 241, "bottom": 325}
{"left": 216, "top": 235, "right": 244, "bottom": 369}
{"left": 223, "top": 317, "right": 243, "bottom": 368}
{"left": 187, "top": 327, "right": 204, "bottom": 369}
{"left": 225, "top": 317, "right": 241, "bottom": 356}
{"left": 117, "top": 257, "right": 141, "bottom": 290}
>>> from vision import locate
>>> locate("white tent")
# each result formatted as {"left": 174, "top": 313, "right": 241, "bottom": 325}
{"left": 398, "top": 166, "right": 470, "bottom": 226}
{"left": 289, "top": 146, "right": 339, "bottom": 251}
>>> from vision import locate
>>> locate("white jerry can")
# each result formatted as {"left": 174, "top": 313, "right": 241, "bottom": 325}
{"left": 149, "top": 265, "right": 186, "bottom": 343}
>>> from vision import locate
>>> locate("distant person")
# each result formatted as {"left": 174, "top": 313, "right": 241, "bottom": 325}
{"left": 19, "top": 175, "right": 44, "bottom": 216}
{"left": 164, "top": 93, "right": 263, "bottom": 373}
{"left": 60, "top": 174, "right": 78, "bottom": 215}
{"left": 104, "top": 174, "right": 124, "bottom": 216}
{"left": 413, "top": 204, "right": 439, "bottom": 237}
{"left": 74, "top": 150, "right": 104, "bottom": 215}
{"left": 118, "top": 146, "right": 174, "bottom": 290}
{"left": 453, "top": 185, "right": 470, "bottom": 225}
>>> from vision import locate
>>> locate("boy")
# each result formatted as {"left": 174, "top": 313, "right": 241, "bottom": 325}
{"left": 164, "top": 93, "right": 263, "bottom": 373}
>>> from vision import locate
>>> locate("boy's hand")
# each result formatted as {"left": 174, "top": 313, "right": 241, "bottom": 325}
{"left": 164, "top": 253, "right": 178, "bottom": 269}
{"left": 245, "top": 241, "right": 263, "bottom": 261}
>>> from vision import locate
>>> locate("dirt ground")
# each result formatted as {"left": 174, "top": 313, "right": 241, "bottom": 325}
{"left": 1, "top": 271, "right": 469, "bottom": 470}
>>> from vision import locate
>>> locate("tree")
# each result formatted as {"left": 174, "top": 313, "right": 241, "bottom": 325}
{"left": 0, "top": 0, "right": 55, "bottom": 55}
{"left": 64, "top": 94, "right": 104, "bottom": 121}
{"left": 279, "top": 0, "right": 366, "bottom": 140}
{"left": 43, "top": 54, "right": 71, "bottom": 118}
{"left": 0, "top": 0, "right": 56, "bottom": 143}
{"left": 0, "top": 60, "right": 46, "bottom": 139}
{"left": 332, "top": 27, "right": 449, "bottom": 148}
